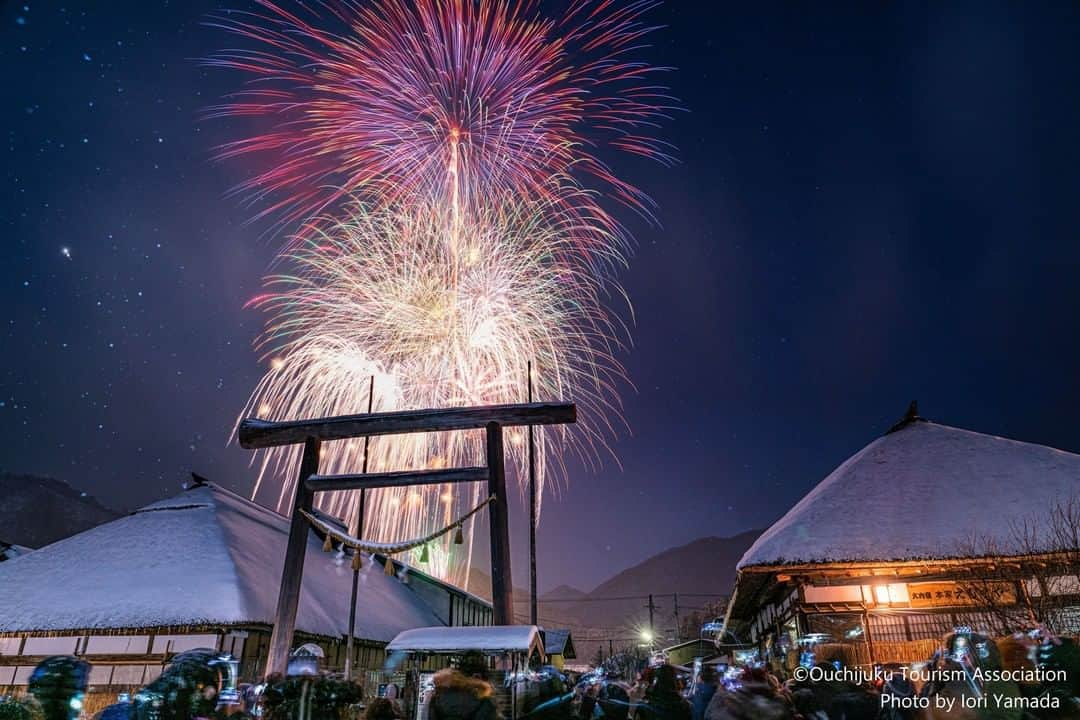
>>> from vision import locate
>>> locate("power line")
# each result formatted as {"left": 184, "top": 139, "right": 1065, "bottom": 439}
{"left": 513, "top": 592, "right": 728, "bottom": 604}
{"left": 512, "top": 612, "right": 605, "bottom": 632}
{"left": 514, "top": 595, "right": 647, "bottom": 604}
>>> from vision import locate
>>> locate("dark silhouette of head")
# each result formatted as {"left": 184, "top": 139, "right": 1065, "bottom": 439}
{"left": 365, "top": 697, "right": 401, "bottom": 720}
{"left": 653, "top": 664, "right": 679, "bottom": 694}
{"left": 28, "top": 656, "right": 89, "bottom": 720}
{"left": 456, "top": 652, "right": 489, "bottom": 680}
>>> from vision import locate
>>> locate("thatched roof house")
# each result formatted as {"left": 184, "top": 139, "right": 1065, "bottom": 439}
{"left": 741, "top": 413, "right": 1080, "bottom": 569}
{"left": 0, "top": 482, "right": 491, "bottom": 692}
{"left": 725, "top": 407, "right": 1080, "bottom": 667}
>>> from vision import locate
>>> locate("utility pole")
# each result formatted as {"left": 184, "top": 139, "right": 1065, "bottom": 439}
{"left": 344, "top": 376, "right": 375, "bottom": 681}
{"left": 527, "top": 361, "right": 538, "bottom": 627}
{"left": 609, "top": 638, "right": 613, "bottom": 658}
{"left": 648, "top": 594, "right": 655, "bottom": 643}
{"left": 673, "top": 593, "right": 681, "bottom": 643}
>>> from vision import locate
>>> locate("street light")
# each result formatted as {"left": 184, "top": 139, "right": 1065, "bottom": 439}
{"left": 640, "top": 629, "right": 654, "bottom": 644}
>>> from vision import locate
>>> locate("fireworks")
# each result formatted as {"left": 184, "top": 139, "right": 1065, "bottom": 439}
{"left": 212, "top": 0, "right": 671, "bottom": 584}
{"left": 206, "top": 0, "right": 674, "bottom": 258}
{"left": 243, "top": 198, "right": 627, "bottom": 580}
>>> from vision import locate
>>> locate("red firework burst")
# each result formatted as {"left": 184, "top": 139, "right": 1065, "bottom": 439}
{"left": 206, "top": 0, "right": 675, "bottom": 259}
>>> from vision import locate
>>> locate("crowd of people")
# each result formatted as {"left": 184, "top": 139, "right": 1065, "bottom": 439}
{"left": 0, "top": 649, "right": 523, "bottom": 720}
{"left": 570, "top": 630, "right": 1080, "bottom": 720}
{"left": 2, "top": 630, "right": 1077, "bottom": 720}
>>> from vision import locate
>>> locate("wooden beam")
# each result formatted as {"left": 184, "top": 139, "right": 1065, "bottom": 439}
{"left": 861, "top": 609, "right": 876, "bottom": 665}
{"left": 737, "top": 550, "right": 1076, "bottom": 576}
{"left": 238, "top": 401, "right": 575, "bottom": 449}
{"left": 305, "top": 467, "right": 488, "bottom": 493}
{"left": 265, "top": 437, "right": 320, "bottom": 677}
{"left": 486, "top": 422, "right": 514, "bottom": 625}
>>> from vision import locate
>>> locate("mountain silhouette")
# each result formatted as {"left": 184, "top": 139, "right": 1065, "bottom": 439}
{"left": 0, "top": 472, "right": 121, "bottom": 548}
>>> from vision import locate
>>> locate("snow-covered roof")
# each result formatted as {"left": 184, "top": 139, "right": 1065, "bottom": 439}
{"left": 0, "top": 483, "right": 444, "bottom": 640}
{"left": 739, "top": 419, "right": 1080, "bottom": 569}
{"left": 387, "top": 625, "right": 542, "bottom": 656}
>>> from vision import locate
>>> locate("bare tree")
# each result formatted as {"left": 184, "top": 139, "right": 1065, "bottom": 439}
{"left": 954, "top": 533, "right": 1032, "bottom": 637}
{"left": 1047, "top": 493, "right": 1080, "bottom": 566}
{"left": 956, "top": 493, "right": 1080, "bottom": 636}
{"left": 1016, "top": 493, "right": 1080, "bottom": 633}
{"left": 677, "top": 598, "right": 727, "bottom": 640}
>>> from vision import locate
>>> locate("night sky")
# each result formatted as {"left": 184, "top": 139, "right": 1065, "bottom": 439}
{"left": 4, "top": 1, "right": 1080, "bottom": 593}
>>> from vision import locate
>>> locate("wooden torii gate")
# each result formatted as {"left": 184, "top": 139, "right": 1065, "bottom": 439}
{"left": 237, "top": 401, "right": 576, "bottom": 677}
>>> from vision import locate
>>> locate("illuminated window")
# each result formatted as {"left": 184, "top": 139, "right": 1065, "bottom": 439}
{"left": 864, "top": 583, "right": 910, "bottom": 606}
{"left": 887, "top": 583, "right": 910, "bottom": 603}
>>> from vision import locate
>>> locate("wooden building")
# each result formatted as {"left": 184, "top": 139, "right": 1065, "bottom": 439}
{"left": 539, "top": 629, "right": 576, "bottom": 670}
{"left": 724, "top": 407, "right": 1080, "bottom": 671}
{"left": 663, "top": 638, "right": 722, "bottom": 668}
{"left": 0, "top": 482, "right": 491, "bottom": 707}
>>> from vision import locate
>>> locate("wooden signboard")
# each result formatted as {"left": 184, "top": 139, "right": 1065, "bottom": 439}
{"left": 908, "top": 581, "right": 1015, "bottom": 608}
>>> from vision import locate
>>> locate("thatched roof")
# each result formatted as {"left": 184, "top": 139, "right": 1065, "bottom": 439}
{"left": 739, "top": 418, "right": 1080, "bottom": 569}
{"left": 0, "top": 483, "right": 445, "bottom": 641}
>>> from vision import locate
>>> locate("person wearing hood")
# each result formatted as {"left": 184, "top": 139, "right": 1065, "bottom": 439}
{"left": 366, "top": 697, "right": 403, "bottom": 720}
{"left": 600, "top": 681, "right": 632, "bottom": 720}
{"left": 703, "top": 668, "right": 792, "bottom": 720}
{"left": 636, "top": 665, "right": 691, "bottom": 720}
{"left": 879, "top": 665, "right": 917, "bottom": 720}
{"left": 28, "top": 656, "right": 90, "bottom": 720}
{"left": 430, "top": 654, "right": 499, "bottom": 720}
{"left": 94, "top": 699, "right": 134, "bottom": 720}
